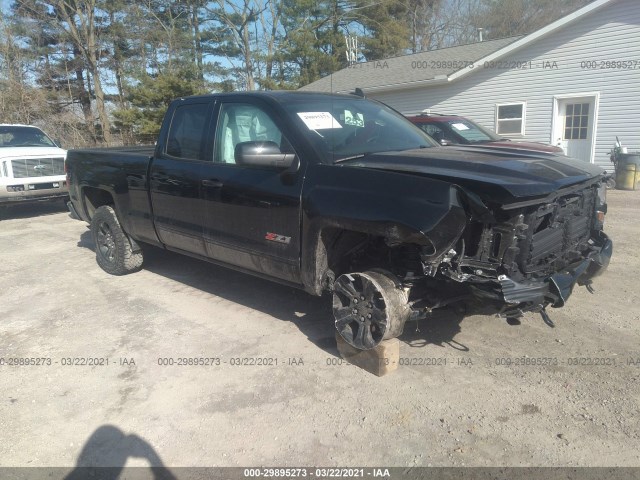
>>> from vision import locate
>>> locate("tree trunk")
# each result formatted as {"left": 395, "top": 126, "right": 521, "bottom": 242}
{"left": 89, "top": 58, "right": 112, "bottom": 144}
{"left": 73, "top": 48, "right": 96, "bottom": 144}
{"left": 191, "top": 2, "right": 204, "bottom": 84}
{"left": 241, "top": 16, "right": 254, "bottom": 90}
{"left": 86, "top": 15, "right": 112, "bottom": 144}
{"left": 109, "top": 10, "right": 126, "bottom": 108}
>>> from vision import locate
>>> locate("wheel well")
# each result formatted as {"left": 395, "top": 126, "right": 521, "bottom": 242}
{"left": 319, "top": 227, "right": 423, "bottom": 291}
{"left": 323, "top": 228, "right": 371, "bottom": 280}
{"left": 82, "top": 187, "right": 114, "bottom": 219}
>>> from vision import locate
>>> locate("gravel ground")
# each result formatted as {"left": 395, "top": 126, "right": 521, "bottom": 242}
{"left": 0, "top": 190, "right": 639, "bottom": 470}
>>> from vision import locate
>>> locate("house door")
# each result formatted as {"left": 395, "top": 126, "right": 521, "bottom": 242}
{"left": 555, "top": 97, "right": 596, "bottom": 162}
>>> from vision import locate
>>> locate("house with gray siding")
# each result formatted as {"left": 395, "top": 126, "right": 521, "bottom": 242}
{"left": 300, "top": 0, "right": 640, "bottom": 171}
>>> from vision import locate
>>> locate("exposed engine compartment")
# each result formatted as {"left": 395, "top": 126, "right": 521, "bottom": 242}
{"left": 445, "top": 182, "right": 599, "bottom": 281}
{"left": 335, "top": 180, "right": 609, "bottom": 323}
{"left": 323, "top": 175, "right": 611, "bottom": 341}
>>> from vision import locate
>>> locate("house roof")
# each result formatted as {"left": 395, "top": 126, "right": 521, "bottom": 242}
{"left": 300, "top": 0, "right": 617, "bottom": 94}
{"left": 299, "top": 37, "right": 521, "bottom": 94}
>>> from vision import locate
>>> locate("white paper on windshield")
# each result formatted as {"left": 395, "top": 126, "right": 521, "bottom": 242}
{"left": 297, "top": 112, "right": 342, "bottom": 130}
{"left": 451, "top": 122, "right": 470, "bottom": 131}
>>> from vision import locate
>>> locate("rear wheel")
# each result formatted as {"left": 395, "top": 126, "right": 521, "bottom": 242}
{"left": 90, "top": 205, "right": 143, "bottom": 275}
{"left": 332, "top": 270, "right": 409, "bottom": 350}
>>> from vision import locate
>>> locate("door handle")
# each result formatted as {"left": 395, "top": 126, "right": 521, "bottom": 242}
{"left": 202, "top": 179, "right": 223, "bottom": 188}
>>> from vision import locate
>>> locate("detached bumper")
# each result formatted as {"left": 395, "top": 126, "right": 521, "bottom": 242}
{"left": 499, "top": 231, "right": 612, "bottom": 308}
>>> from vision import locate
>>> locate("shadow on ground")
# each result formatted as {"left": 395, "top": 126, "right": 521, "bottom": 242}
{"left": 64, "top": 425, "right": 176, "bottom": 480}
{"left": 0, "top": 199, "right": 69, "bottom": 220}
{"left": 78, "top": 231, "right": 469, "bottom": 353}
{"left": 400, "top": 309, "right": 468, "bottom": 351}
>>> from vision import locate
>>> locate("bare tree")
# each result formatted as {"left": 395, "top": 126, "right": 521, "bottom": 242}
{"left": 44, "top": 0, "right": 113, "bottom": 143}
{"left": 206, "top": 0, "right": 271, "bottom": 90}
{"left": 403, "top": 0, "right": 485, "bottom": 52}
{"left": 475, "top": 0, "right": 592, "bottom": 39}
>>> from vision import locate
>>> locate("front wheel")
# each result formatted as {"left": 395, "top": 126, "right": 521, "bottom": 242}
{"left": 332, "top": 270, "right": 410, "bottom": 350}
{"left": 90, "top": 205, "right": 143, "bottom": 275}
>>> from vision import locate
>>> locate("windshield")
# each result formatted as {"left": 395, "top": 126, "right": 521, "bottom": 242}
{"left": 0, "top": 126, "right": 57, "bottom": 148}
{"left": 417, "top": 118, "right": 503, "bottom": 144}
{"left": 282, "top": 97, "right": 437, "bottom": 163}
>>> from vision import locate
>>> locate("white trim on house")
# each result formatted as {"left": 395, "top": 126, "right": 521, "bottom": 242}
{"left": 359, "top": 0, "right": 617, "bottom": 94}
{"left": 344, "top": 0, "right": 616, "bottom": 92}
{"left": 446, "top": 0, "right": 615, "bottom": 84}
{"left": 550, "top": 92, "right": 600, "bottom": 163}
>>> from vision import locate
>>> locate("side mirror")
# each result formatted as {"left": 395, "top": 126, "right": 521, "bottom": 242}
{"left": 235, "top": 141, "right": 297, "bottom": 169}
{"left": 439, "top": 138, "right": 452, "bottom": 146}
{"left": 54, "top": 139, "right": 63, "bottom": 148}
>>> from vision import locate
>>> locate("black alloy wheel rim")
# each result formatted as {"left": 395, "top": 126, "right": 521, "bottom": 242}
{"left": 96, "top": 222, "right": 116, "bottom": 263}
{"left": 333, "top": 273, "right": 388, "bottom": 350}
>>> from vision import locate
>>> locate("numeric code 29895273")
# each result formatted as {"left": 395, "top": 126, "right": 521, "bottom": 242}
{"left": 0, "top": 357, "right": 52, "bottom": 366}
{"left": 157, "top": 357, "right": 221, "bottom": 366}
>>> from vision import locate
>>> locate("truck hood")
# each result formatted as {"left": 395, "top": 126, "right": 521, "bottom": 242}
{"left": 343, "top": 146, "right": 605, "bottom": 201}
{"left": 0, "top": 146, "right": 67, "bottom": 160}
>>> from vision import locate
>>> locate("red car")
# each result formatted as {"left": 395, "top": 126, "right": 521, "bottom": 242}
{"left": 407, "top": 113, "right": 564, "bottom": 154}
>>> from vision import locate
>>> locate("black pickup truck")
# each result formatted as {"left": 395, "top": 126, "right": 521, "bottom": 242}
{"left": 66, "top": 91, "right": 612, "bottom": 350}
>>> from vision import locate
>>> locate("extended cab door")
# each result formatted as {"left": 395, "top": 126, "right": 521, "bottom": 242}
{"left": 199, "top": 100, "right": 305, "bottom": 283}
{"left": 149, "top": 99, "right": 214, "bottom": 256}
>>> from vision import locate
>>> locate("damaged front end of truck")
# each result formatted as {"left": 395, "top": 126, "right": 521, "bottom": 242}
{"left": 327, "top": 174, "right": 612, "bottom": 350}
{"left": 421, "top": 179, "right": 612, "bottom": 324}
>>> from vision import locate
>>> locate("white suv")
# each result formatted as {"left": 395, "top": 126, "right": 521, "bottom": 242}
{"left": 0, "top": 124, "right": 68, "bottom": 206}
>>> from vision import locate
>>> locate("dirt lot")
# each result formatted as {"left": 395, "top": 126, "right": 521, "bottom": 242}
{"left": 0, "top": 190, "right": 639, "bottom": 471}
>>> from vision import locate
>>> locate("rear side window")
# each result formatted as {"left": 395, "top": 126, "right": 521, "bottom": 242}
{"left": 165, "top": 103, "right": 209, "bottom": 160}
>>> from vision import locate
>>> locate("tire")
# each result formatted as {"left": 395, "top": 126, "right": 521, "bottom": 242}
{"left": 90, "top": 205, "right": 143, "bottom": 275}
{"left": 333, "top": 270, "right": 410, "bottom": 350}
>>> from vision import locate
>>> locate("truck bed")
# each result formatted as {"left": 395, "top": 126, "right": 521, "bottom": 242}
{"left": 66, "top": 145, "right": 158, "bottom": 245}
{"left": 72, "top": 145, "right": 156, "bottom": 156}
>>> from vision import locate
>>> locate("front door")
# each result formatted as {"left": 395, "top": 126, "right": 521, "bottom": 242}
{"left": 555, "top": 97, "right": 596, "bottom": 162}
{"left": 199, "top": 101, "right": 305, "bottom": 283}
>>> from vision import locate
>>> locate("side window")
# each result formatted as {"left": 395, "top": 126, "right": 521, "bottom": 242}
{"left": 214, "top": 103, "right": 291, "bottom": 164}
{"left": 165, "top": 103, "right": 210, "bottom": 160}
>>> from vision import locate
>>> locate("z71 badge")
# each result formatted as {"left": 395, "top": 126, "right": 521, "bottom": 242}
{"left": 265, "top": 232, "right": 291, "bottom": 244}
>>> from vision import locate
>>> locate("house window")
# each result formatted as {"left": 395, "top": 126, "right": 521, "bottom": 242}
{"left": 496, "top": 103, "right": 525, "bottom": 135}
{"left": 564, "top": 103, "right": 589, "bottom": 140}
